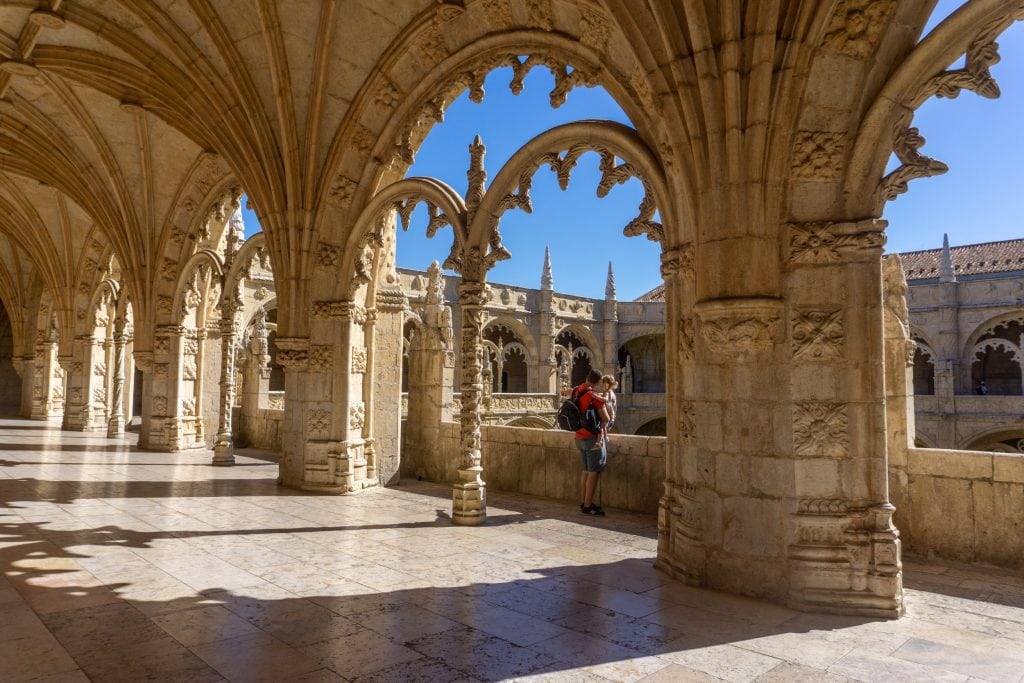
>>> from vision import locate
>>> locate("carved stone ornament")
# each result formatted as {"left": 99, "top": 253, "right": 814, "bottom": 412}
{"left": 307, "top": 409, "right": 330, "bottom": 435}
{"left": 679, "top": 400, "right": 696, "bottom": 441}
{"left": 351, "top": 346, "right": 368, "bottom": 373}
{"left": 879, "top": 123, "right": 948, "bottom": 205}
{"left": 822, "top": 0, "right": 897, "bottom": 59}
{"left": 787, "top": 219, "right": 887, "bottom": 266}
{"left": 315, "top": 242, "right": 341, "bottom": 268}
{"left": 679, "top": 316, "right": 696, "bottom": 362}
{"left": 350, "top": 401, "right": 366, "bottom": 431}
{"left": 152, "top": 396, "right": 168, "bottom": 415}
{"left": 276, "top": 349, "right": 309, "bottom": 369}
{"left": 695, "top": 299, "right": 783, "bottom": 356}
{"left": 579, "top": 6, "right": 610, "bottom": 51}
{"left": 308, "top": 345, "right": 333, "bottom": 372}
{"left": 793, "top": 402, "right": 849, "bottom": 458}
{"left": 661, "top": 243, "right": 694, "bottom": 281}
{"left": 791, "top": 131, "right": 847, "bottom": 180}
{"left": 791, "top": 309, "right": 844, "bottom": 361}
{"left": 312, "top": 301, "right": 367, "bottom": 323}
{"left": 327, "top": 176, "right": 357, "bottom": 209}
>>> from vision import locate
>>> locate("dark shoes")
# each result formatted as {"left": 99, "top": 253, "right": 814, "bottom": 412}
{"left": 580, "top": 504, "right": 605, "bottom": 516}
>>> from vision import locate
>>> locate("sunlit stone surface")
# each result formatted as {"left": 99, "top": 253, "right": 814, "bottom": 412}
{"left": 1, "top": 419, "right": 1023, "bottom": 682}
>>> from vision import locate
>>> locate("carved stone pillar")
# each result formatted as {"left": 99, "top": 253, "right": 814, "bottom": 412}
{"left": 107, "top": 331, "right": 127, "bottom": 437}
{"left": 212, "top": 309, "right": 239, "bottom": 466}
{"left": 653, "top": 245, "right": 704, "bottom": 585}
{"left": 134, "top": 351, "right": 154, "bottom": 448}
{"left": 370, "top": 287, "right": 406, "bottom": 486}
{"left": 452, "top": 280, "right": 488, "bottom": 526}
{"left": 783, "top": 219, "right": 902, "bottom": 617}
{"left": 62, "top": 337, "right": 92, "bottom": 431}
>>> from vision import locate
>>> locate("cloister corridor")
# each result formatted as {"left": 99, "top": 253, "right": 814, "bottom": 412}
{"left": 0, "top": 417, "right": 1020, "bottom": 683}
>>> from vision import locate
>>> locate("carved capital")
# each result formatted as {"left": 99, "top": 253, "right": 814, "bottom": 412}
{"left": 695, "top": 298, "right": 783, "bottom": 357}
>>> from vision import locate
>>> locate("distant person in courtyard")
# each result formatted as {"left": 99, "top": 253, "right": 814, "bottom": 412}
{"left": 977, "top": 380, "right": 989, "bottom": 395}
{"left": 596, "top": 374, "right": 618, "bottom": 439}
{"left": 563, "top": 370, "right": 611, "bottom": 516}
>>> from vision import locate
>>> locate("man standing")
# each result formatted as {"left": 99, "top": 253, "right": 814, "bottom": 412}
{"left": 568, "top": 370, "right": 611, "bottom": 516}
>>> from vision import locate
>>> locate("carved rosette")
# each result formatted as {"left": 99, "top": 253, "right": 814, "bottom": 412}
{"left": 791, "top": 131, "right": 847, "bottom": 181}
{"left": 695, "top": 299, "right": 782, "bottom": 358}
{"left": 791, "top": 309, "right": 844, "bottom": 361}
{"left": 793, "top": 402, "right": 849, "bottom": 458}
{"left": 315, "top": 242, "right": 341, "bottom": 268}
{"left": 787, "top": 219, "right": 887, "bottom": 266}
{"left": 822, "top": 0, "right": 897, "bottom": 59}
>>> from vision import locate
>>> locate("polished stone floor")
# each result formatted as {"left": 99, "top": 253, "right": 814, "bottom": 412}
{"left": 1, "top": 419, "right": 1024, "bottom": 682}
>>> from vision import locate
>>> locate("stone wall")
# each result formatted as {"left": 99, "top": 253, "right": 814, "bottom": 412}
{"left": 235, "top": 407, "right": 284, "bottom": 452}
{"left": 890, "top": 447, "right": 1024, "bottom": 569}
{"left": 408, "top": 422, "right": 665, "bottom": 514}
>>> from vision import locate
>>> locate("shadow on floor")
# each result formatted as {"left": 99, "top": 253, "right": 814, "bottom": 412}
{"left": 0, "top": 517, "right": 880, "bottom": 682}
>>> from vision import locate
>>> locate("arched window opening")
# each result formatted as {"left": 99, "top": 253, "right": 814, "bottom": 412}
{"left": 484, "top": 323, "right": 528, "bottom": 393}
{"left": 971, "top": 344, "right": 1021, "bottom": 396}
{"left": 635, "top": 417, "right": 666, "bottom": 437}
{"left": 912, "top": 338, "right": 935, "bottom": 395}
{"left": 617, "top": 335, "right": 665, "bottom": 394}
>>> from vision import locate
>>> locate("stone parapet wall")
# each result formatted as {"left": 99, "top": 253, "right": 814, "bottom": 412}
{"left": 235, "top": 407, "right": 284, "bottom": 452}
{"left": 890, "top": 447, "right": 1024, "bottom": 569}
{"left": 411, "top": 422, "right": 665, "bottom": 514}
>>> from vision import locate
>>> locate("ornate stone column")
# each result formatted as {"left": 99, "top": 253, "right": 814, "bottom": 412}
{"left": 783, "top": 219, "right": 902, "bottom": 617}
{"left": 452, "top": 279, "right": 488, "bottom": 526}
{"left": 369, "top": 286, "right": 406, "bottom": 486}
{"left": 107, "top": 328, "right": 127, "bottom": 436}
{"left": 212, "top": 304, "right": 239, "bottom": 466}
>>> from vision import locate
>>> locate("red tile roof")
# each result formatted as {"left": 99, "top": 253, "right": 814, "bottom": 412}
{"left": 899, "top": 238, "right": 1024, "bottom": 281}
{"left": 635, "top": 284, "right": 666, "bottom": 302}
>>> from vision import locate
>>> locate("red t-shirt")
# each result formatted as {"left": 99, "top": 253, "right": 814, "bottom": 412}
{"left": 572, "top": 385, "right": 606, "bottom": 439}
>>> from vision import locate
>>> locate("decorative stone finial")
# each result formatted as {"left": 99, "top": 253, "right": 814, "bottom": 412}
{"left": 939, "top": 233, "right": 956, "bottom": 283}
{"left": 541, "top": 245, "right": 553, "bottom": 291}
{"left": 605, "top": 261, "right": 616, "bottom": 299}
{"left": 466, "top": 134, "right": 486, "bottom": 220}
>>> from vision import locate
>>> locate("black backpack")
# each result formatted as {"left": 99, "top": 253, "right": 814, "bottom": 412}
{"left": 557, "top": 386, "right": 602, "bottom": 435}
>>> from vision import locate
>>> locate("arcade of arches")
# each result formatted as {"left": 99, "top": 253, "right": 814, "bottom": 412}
{"left": 1, "top": 0, "right": 1023, "bottom": 625}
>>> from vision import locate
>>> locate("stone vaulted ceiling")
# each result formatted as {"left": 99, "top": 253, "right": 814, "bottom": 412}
{"left": 0, "top": 0, "right": 1020, "bottom": 344}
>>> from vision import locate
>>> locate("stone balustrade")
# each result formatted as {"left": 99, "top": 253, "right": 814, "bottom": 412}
{"left": 891, "top": 447, "right": 1024, "bottom": 569}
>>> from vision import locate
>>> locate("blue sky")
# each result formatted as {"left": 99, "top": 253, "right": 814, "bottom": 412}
{"left": 245, "top": 5, "right": 1023, "bottom": 299}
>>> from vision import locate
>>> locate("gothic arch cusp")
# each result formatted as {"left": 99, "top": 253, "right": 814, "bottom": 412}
{"left": 337, "top": 177, "right": 468, "bottom": 296}
{"left": 464, "top": 120, "right": 672, "bottom": 276}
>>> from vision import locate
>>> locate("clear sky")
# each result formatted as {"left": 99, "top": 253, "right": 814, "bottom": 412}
{"left": 244, "top": 4, "right": 1023, "bottom": 299}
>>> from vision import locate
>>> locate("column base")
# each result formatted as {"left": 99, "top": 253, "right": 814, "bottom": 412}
{"left": 107, "top": 418, "right": 125, "bottom": 438}
{"left": 452, "top": 465, "right": 486, "bottom": 526}
{"left": 212, "top": 438, "right": 235, "bottom": 466}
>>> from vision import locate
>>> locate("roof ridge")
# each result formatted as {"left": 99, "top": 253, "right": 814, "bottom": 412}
{"left": 897, "top": 236, "right": 1024, "bottom": 257}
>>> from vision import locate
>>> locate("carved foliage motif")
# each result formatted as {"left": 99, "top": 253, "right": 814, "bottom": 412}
{"left": 823, "top": 0, "right": 896, "bottom": 58}
{"left": 791, "top": 309, "right": 844, "bottom": 361}
{"left": 350, "top": 401, "right": 366, "bottom": 431}
{"left": 787, "top": 221, "right": 886, "bottom": 266}
{"left": 351, "top": 346, "right": 367, "bottom": 373}
{"left": 793, "top": 402, "right": 849, "bottom": 458}
{"left": 791, "top": 131, "right": 846, "bottom": 180}
{"left": 308, "top": 345, "right": 333, "bottom": 372}
{"left": 879, "top": 124, "right": 948, "bottom": 204}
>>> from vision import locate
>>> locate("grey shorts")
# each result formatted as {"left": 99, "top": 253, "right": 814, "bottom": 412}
{"left": 576, "top": 438, "right": 607, "bottom": 473}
